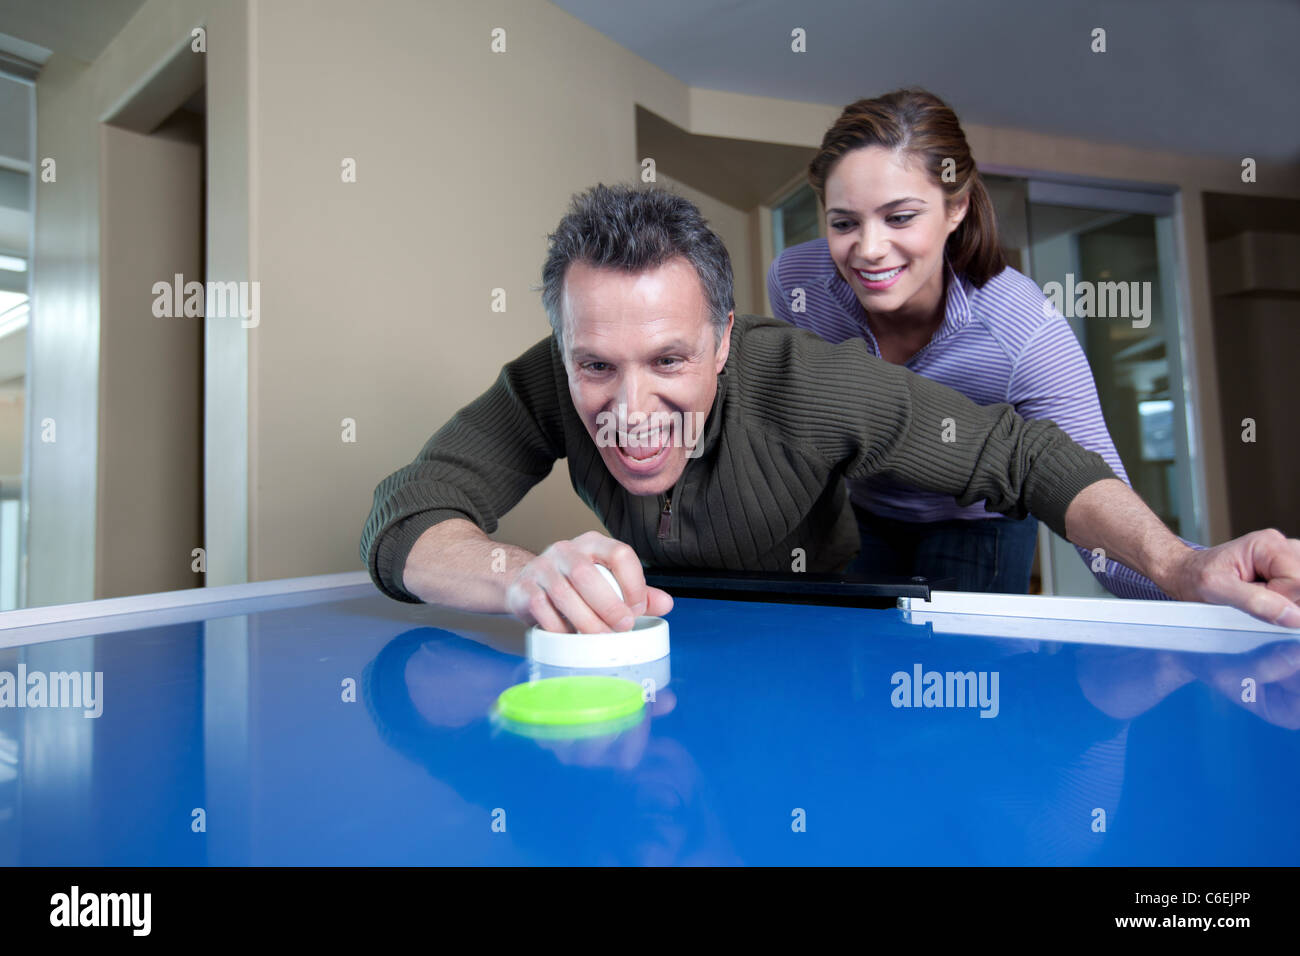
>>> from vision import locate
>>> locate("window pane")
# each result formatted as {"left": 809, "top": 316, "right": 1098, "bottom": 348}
{"left": 772, "top": 184, "right": 819, "bottom": 254}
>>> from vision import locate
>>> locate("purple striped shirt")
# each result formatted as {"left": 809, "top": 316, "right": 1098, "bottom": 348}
{"left": 767, "top": 238, "right": 1172, "bottom": 600}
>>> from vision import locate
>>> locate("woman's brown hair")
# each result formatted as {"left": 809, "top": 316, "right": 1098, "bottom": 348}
{"left": 807, "top": 88, "right": 1007, "bottom": 287}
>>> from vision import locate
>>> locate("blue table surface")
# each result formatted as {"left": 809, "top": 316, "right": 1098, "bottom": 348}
{"left": 1, "top": 585, "right": 1297, "bottom": 866}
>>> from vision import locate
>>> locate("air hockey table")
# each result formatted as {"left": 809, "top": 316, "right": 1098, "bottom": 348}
{"left": 1, "top": 570, "right": 1297, "bottom": 866}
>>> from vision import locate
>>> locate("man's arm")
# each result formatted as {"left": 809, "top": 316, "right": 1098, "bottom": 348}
{"left": 736, "top": 319, "right": 1300, "bottom": 626}
{"left": 1065, "top": 479, "right": 1300, "bottom": 628}
{"left": 736, "top": 317, "right": 1115, "bottom": 536}
{"left": 401, "top": 518, "right": 536, "bottom": 610}
{"left": 869, "top": 366, "right": 1300, "bottom": 627}
{"left": 360, "top": 338, "right": 563, "bottom": 602}
{"left": 861, "top": 358, "right": 1300, "bottom": 627}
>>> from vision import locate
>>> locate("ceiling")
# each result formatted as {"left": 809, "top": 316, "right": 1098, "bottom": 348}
{"left": 555, "top": 0, "right": 1300, "bottom": 164}
{"left": 0, "top": 0, "right": 148, "bottom": 65}
{"left": 0, "top": 0, "right": 1295, "bottom": 164}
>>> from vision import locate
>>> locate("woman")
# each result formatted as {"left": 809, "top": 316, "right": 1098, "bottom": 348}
{"left": 768, "top": 88, "right": 1183, "bottom": 597}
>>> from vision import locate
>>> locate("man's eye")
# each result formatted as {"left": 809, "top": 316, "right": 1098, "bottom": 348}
{"left": 656, "top": 357, "right": 682, "bottom": 368}
{"left": 584, "top": 362, "right": 610, "bottom": 373}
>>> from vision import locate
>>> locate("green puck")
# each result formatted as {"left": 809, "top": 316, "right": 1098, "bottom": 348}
{"left": 496, "top": 709, "right": 646, "bottom": 741}
{"left": 496, "top": 676, "right": 645, "bottom": 726}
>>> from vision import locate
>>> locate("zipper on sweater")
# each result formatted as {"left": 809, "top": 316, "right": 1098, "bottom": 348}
{"left": 655, "top": 446, "right": 697, "bottom": 542}
{"left": 657, "top": 491, "right": 673, "bottom": 539}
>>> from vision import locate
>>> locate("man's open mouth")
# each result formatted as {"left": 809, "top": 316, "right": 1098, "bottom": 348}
{"left": 616, "top": 430, "right": 671, "bottom": 468}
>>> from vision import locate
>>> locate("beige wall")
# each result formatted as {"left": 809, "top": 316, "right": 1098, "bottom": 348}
{"left": 247, "top": 0, "right": 694, "bottom": 578}
{"left": 1211, "top": 294, "right": 1300, "bottom": 538}
{"left": 1206, "top": 226, "right": 1299, "bottom": 539}
{"left": 657, "top": 173, "right": 755, "bottom": 316}
{"left": 28, "top": 0, "right": 1300, "bottom": 608}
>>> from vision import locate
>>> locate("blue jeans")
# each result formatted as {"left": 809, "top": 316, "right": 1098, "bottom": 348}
{"left": 846, "top": 505, "right": 1039, "bottom": 594}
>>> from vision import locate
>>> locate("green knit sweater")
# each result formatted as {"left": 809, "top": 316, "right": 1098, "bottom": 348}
{"left": 361, "top": 314, "right": 1117, "bottom": 602}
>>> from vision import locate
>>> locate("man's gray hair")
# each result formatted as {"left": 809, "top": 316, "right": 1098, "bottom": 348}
{"left": 540, "top": 184, "right": 735, "bottom": 351}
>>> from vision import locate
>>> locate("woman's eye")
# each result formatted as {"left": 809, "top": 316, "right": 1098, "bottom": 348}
{"left": 830, "top": 220, "right": 853, "bottom": 231}
{"left": 887, "top": 213, "right": 916, "bottom": 225}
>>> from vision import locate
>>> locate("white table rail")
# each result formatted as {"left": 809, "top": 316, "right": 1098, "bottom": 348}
{"left": 900, "top": 591, "right": 1300, "bottom": 653}
{"left": 900, "top": 591, "right": 1299, "bottom": 633}
{"left": 0, "top": 571, "right": 376, "bottom": 647}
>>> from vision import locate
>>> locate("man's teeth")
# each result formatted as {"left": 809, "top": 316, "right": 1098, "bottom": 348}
{"left": 859, "top": 266, "right": 903, "bottom": 281}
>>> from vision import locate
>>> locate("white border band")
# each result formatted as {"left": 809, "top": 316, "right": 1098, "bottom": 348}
{"left": 0, "top": 570, "right": 372, "bottom": 631}
{"left": 901, "top": 591, "right": 1298, "bottom": 634}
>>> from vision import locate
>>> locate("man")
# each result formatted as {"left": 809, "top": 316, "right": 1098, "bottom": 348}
{"left": 361, "top": 184, "right": 1300, "bottom": 634}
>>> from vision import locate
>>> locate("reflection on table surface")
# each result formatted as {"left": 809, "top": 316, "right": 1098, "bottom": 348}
{"left": 0, "top": 589, "right": 1296, "bottom": 865}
